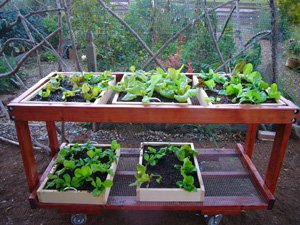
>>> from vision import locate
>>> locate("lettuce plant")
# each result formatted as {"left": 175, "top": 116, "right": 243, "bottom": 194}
{"left": 38, "top": 71, "right": 114, "bottom": 102}
{"left": 112, "top": 66, "right": 197, "bottom": 103}
{"left": 200, "top": 62, "right": 281, "bottom": 104}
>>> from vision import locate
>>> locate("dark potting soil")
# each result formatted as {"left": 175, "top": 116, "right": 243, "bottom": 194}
{"left": 205, "top": 84, "right": 235, "bottom": 104}
{"left": 140, "top": 145, "right": 200, "bottom": 189}
{"left": 30, "top": 78, "right": 96, "bottom": 103}
{"left": 117, "top": 91, "right": 184, "bottom": 103}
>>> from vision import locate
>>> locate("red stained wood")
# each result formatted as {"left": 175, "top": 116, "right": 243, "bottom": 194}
{"left": 7, "top": 72, "right": 300, "bottom": 216}
{"left": 10, "top": 72, "right": 56, "bottom": 103}
{"left": 8, "top": 103, "right": 298, "bottom": 124}
{"left": 29, "top": 195, "right": 267, "bottom": 213}
{"left": 46, "top": 121, "right": 59, "bottom": 156}
{"left": 236, "top": 144, "right": 275, "bottom": 209}
{"left": 265, "top": 124, "right": 292, "bottom": 193}
{"left": 245, "top": 124, "right": 257, "bottom": 158}
{"left": 15, "top": 120, "right": 39, "bottom": 192}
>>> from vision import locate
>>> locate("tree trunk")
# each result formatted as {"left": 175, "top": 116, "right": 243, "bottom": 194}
{"left": 270, "top": 0, "right": 278, "bottom": 83}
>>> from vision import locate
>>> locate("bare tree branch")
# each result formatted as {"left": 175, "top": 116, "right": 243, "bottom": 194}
{"left": 0, "top": 100, "right": 9, "bottom": 120}
{"left": 22, "top": 17, "right": 69, "bottom": 71}
{"left": 56, "top": 0, "right": 63, "bottom": 71}
{"left": 215, "top": 31, "right": 271, "bottom": 72}
{"left": 14, "top": 5, "right": 43, "bottom": 78}
{"left": 2, "top": 53, "right": 28, "bottom": 89}
{"left": 96, "top": 0, "right": 166, "bottom": 71}
{"left": 0, "top": 38, "right": 34, "bottom": 55}
{"left": 209, "top": 0, "right": 236, "bottom": 12}
{"left": 0, "top": 0, "right": 10, "bottom": 9}
{"left": 0, "top": 28, "right": 60, "bottom": 78}
{"left": 61, "top": 0, "right": 83, "bottom": 72}
{"left": 218, "top": 5, "right": 236, "bottom": 42}
{"left": 235, "top": 0, "right": 243, "bottom": 48}
{"left": 201, "top": 0, "right": 228, "bottom": 73}
{"left": 142, "top": 1, "right": 232, "bottom": 69}
{"left": 7, "top": 8, "right": 64, "bottom": 30}
{"left": 270, "top": 0, "right": 278, "bottom": 83}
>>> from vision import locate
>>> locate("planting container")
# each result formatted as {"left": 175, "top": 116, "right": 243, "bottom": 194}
{"left": 193, "top": 76, "right": 286, "bottom": 107}
{"left": 21, "top": 72, "right": 116, "bottom": 105}
{"left": 136, "top": 142, "right": 205, "bottom": 202}
{"left": 37, "top": 143, "right": 120, "bottom": 204}
{"left": 112, "top": 74, "right": 197, "bottom": 105}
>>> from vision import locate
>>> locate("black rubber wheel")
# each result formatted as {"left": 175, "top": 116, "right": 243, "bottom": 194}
{"left": 207, "top": 214, "right": 223, "bottom": 225}
{"left": 70, "top": 214, "right": 87, "bottom": 225}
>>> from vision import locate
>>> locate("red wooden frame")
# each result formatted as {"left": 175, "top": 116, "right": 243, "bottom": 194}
{"left": 7, "top": 72, "right": 300, "bottom": 216}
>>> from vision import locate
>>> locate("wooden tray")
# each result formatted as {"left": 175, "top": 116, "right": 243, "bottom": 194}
{"left": 37, "top": 143, "right": 120, "bottom": 205}
{"left": 136, "top": 142, "right": 205, "bottom": 202}
{"left": 21, "top": 72, "right": 116, "bottom": 105}
{"left": 112, "top": 74, "right": 198, "bottom": 105}
{"left": 192, "top": 76, "right": 286, "bottom": 107}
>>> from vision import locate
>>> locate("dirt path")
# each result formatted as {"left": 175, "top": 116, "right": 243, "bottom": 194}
{"left": 1, "top": 137, "right": 299, "bottom": 225}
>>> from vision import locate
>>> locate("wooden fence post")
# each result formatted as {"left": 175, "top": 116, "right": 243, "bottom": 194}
{"left": 86, "top": 30, "right": 97, "bottom": 72}
{"left": 86, "top": 30, "right": 100, "bottom": 131}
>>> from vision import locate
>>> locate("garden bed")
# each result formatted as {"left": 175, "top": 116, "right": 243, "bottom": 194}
{"left": 21, "top": 72, "right": 116, "bottom": 105}
{"left": 135, "top": 142, "right": 205, "bottom": 202}
{"left": 37, "top": 141, "right": 120, "bottom": 204}
{"left": 193, "top": 71, "right": 286, "bottom": 107}
{"left": 111, "top": 69, "right": 198, "bottom": 105}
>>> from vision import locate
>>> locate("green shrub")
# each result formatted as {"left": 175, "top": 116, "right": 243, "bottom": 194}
{"left": 0, "top": 56, "right": 17, "bottom": 94}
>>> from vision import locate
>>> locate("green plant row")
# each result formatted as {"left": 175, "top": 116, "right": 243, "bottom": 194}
{"left": 198, "top": 61, "right": 281, "bottom": 104}
{"left": 111, "top": 66, "right": 197, "bottom": 103}
{"left": 45, "top": 140, "right": 120, "bottom": 197}
{"left": 38, "top": 71, "right": 114, "bottom": 102}
{"left": 130, "top": 145, "right": 199, "bottom": 192}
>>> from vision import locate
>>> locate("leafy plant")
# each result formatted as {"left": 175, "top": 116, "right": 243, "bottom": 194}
{"left": 176, "top": 157, "right": 197, "bottom": 192}
{"left": 200, "top": 62, "right": 282, "bottom": 104}
{"left": 169, "top": 144, "right": 198, "bottom": 162}
{"left": 45, "top": 140, "right": 120, "bottom": 197}
{"left": 176, "top": 174, "right": 197, "bottom": 192}
{"left": 91, "top": 177, "right": 113, "bottom": 197}
{"left": 112, "top": 66, "right": 197, "bottom": 103}
{"left": 37, "top": 71, "right": 114, "bottom": 102}
{"left": 129, "top": 164, "right": 150, "bottom": 187}
{"left": 143, "top": 146, "right": 166, "bottom": 167}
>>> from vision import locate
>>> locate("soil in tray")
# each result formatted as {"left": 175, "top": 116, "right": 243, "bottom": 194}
{"left": 31, "top": 78, "right": 98, "bottom": 103}
{"left": 45, "top": 147, "right": 112, "bottom": 192}
{"left": 117, "top": 92, "right": 185, "bottom": 103}
{"left": 205, "top": 84, "right": 276, "bottom": 104}
{"left": 140, "top": 145, "right": 200, "bottom": 189}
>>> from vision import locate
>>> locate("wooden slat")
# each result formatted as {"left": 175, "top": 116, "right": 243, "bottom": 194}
{"left": 29, "top": 195, "right": 267, "bottom": 213}
{"left": 8, "top": 103, "right": 298, "bottom": 124}
{"left": 265, "top": 124, "right": 293, "bottom": 194}
{"left": 15, "top": 120, "right": 39, "bottom": 192}
{"left": 245, "top": 124, "right": 257, "bottom": 158}
{"left": 236, "top": 144, "right": 275, "bottom": 209}
{"left": 46, "top": 121, "right": 59, "bottom": 156}
{"left": 11, "top": 72, "right": 56, "bottom": 103}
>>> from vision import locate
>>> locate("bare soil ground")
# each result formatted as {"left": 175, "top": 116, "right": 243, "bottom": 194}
{"left": 0, "top": 137, "right": 299, "bottom": 225}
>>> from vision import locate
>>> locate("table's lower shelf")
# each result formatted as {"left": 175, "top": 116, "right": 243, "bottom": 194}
{"left": 29, "top": 144, "right": 275, "bottom": 215}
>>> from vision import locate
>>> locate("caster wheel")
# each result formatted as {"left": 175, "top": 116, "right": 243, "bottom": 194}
{"left": 70, "top": 214, "right": 87, "bottom": 225}
{"left": 207, "top": 214, "right": 223, "bottom": 225}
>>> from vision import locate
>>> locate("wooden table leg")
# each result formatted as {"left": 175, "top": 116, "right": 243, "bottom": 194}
{"left": 245, "top": 124, "right": 257, "bottom": 159}
{"left": 264, "top": 124, "right": 292, "bottom": 194}
{"left": 15, "top": 120, "right": 39, "bottom": 192}
{"left": 46, "top": 121, "right": 59, "bottom": 156}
